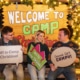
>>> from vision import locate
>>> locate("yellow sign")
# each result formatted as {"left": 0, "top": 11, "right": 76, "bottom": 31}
{"left": 3, "top": 4, "right": 68, "bottom": 48}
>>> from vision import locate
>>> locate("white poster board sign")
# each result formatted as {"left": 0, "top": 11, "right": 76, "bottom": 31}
{"left": 0, "top": 45, "right": 23, "bottom": 66}
{"left": 51, "top": 47, "right": 76, "bottom": 67}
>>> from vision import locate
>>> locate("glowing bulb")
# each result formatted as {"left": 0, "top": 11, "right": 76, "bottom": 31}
{"left": 49, "top": 8, "right": 53, "bottom": 11}
{"left": 73, "top": 32, "right": 76, "bottom": 35}
{"left": 78, "top": 14, "right": 80, "bottom": 16}
{"left": 59, "top": 2, "right": 61, "bottom": 4}
{"left": 75, "top": 18, "right": 77, "bottom": 22}
{"left": 79, "top": 37, "right": 80, "bottom": 40}
{"left": 1, "top": 0, "right": 3, "bottom": 2}
{"left": 72, "top": 25, "right": 75, "bottom": 28}
{"left": 53, "top": 2, "right": 56, "bottom": 5}
{"left": 46, "top": 0, "right": 49, "bottom": 3}
{"left": 69, "top": 6, "right": 72, "bottom": 9}
{"left": 78, "top": 43, "right": 80, "bottom": 46}
{"left": 75, "top": 41, "right": 78, "bottom": 43}
{"left": 76, "top": 0, "right": 79, "bottom": 3}
{"left": 67, "top": 0, "right": 69, "bottom": 1}
{"left": 76, "top": 29, "right": 79, "bottom": 31}
{"left": 41, "top": 0, "right": 43, "bottom": 2}
{"left": 5, "top": 1, "right": 8, "bottom": 4}
{"left": 20, "top": 0, "right": 22, "bottom": 1}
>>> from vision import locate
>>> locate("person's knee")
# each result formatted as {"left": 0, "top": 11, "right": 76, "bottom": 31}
{"left": 3, "top": 68, "right": 13, "bottom": 80}
{"left": 47, "top": 76, "right": 54, "bottom": 80}
{"left": 17, "top": 73, "right": 24, "bottom": 80}
{"left": 8, "top": 76, "right": 13, "bottom": 80}
{"left": 16, "top": 70, "right": 24, "bottom": 79}
{"left": 5, "top": 74, "right": 13, "bottom": 80}
{"left": 38, "top": 74, "right": 45, "bottom": 80}
{"left": 16, "top": 65, "right": 24, "bottom": 79}
{"left": 47, "top": 73, "right": 54, "bottom": 80}
{"left": 30, "top": 75, "right": 37, "bottom": 80}
{"left": 39, "top": 77, "right": 45, "bottom": 80}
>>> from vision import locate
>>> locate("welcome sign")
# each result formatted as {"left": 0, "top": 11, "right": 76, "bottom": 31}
{"left": 3, "top": 4, "right": 68, "bottom": 49}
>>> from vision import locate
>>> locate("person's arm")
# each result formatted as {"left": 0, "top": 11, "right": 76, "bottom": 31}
{"left": 48, "top": 44, "right": 54, "bottom": 64}
{"left": 71, "top": 42, "right": 80, "bottom": 63}
{"left": 27, "top": 42, "right": 32, "bottom": 64}
{"left": 44, "top": 44, "right": 49, "bottom": 62}
{"left": 74, "top": 45, "right": 80, "bottom": 63}
{"left": 48, "top": 44, "right": 57, "bottom": 71}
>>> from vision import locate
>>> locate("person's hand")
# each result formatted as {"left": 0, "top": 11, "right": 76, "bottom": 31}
{"left": 50, "top": 64, "right": 57, "bottom": 71}
{"left": 32, "top": 62, "right": 35, "bottom": 66}
{"left": 21, "top": 46, "right": 27, "bottom": 54}
{"left": 74, "top": 57, "right": 80, "bottom": 63}
{"left": 21, "top": 47, "right": 24, "bottom": 52}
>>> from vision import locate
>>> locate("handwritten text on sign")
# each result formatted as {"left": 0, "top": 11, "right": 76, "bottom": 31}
{"left": 0, "top": 45, "right": 23, "bottom": 66}
{"left": 28, "top": 44, "right": 47, "bottom": 70}
{"left": 51, "top": 47, "right": 76, "bottom": 67}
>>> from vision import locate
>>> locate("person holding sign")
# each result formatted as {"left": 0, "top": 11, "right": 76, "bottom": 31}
{"left": 27, "top": 30, "right": 49, "bottom": 80}
{"left": 48, "top": 28, "right": 79, "bottom": 80}
{"left": 0, "top": 26, "right": 24, "bottom": 80}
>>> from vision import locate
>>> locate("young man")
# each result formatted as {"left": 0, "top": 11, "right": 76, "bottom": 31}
{"left": 0, "top": 26, "right": 24, "bottom": 80}
{"left": 48, "top": 28, "right": 79, "bottom": 80}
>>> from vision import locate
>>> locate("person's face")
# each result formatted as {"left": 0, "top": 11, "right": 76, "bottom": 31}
{"left": 58, "top": 30, "right": 67, "bottom": 42}
{"left": 3, "top": 32, "right": 14, "bottom": 41}
{"left": 37, "top": 33, "right": 45, "bottom": 42}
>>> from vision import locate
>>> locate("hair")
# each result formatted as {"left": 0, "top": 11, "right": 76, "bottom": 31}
{"left": 59, "top": 28, "right": 70, "bottom": 38}
{"left": 1, "top": 26, "right": 13, "bottom": 37}
{"left": 35, "top": 30, "right": 45, "bottom": 44}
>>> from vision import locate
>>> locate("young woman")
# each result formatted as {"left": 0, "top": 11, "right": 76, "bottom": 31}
{"left": 27, "top": 30, "right": 49, "bottom": 80}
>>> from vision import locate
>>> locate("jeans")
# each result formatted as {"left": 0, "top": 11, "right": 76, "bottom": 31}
{"left": 28, "top": 64, "right": 45, "bottom": 80}
{"left": 48, "top": 66, "right": 77, "bottom": 80}
{"left": 3, "top": 64, "right": 24, "bottom": 80}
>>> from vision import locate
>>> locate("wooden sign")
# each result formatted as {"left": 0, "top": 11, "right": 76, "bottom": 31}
{"left": 3, "top": 4, "right": 68, "bottom": 48}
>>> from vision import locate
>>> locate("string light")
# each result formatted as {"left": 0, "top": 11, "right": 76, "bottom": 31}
{"left": 0, "top": 0, "right": 33, "bottom": 8}
{"left": 0, "top": 0, "right": 4, "bottom": 2}
{"left": 66, "top": 0, "right": 80, "bottom": 47}
{"left": 73, "top": 32, "right": 76, "bottom": 36}
{"left": 0, "top": 0, "right": 79, "bottom": 43}
{"left": 0, "top": 0, "right": 78, "bottom": 9}
{"left": 0, "top": 0, "right": 79, "bottom": 68}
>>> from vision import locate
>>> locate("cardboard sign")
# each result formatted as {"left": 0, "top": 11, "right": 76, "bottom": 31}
{"left": 51, "top": 47, "right": 76, "bottom": 67}
{"left": 3, "top": 4, "right": 68, "bottom": 48}
{"left": 27, "top": 44, "right": 47, "bottom": 70}
{"left": 0, "top": 45, "right": 23, "bottom": 66}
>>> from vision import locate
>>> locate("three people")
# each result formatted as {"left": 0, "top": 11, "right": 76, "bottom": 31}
{"left": 0, "top": 26, "right": 79, "bottom": 80}
{"left": 27, "top": 30, "right": 49, "bottom": 80}
{"left": 48, "top": 28, "right": 79, "bottom": 80}
{"left": 0, "top": 26, "right": 24, "bottom": 80}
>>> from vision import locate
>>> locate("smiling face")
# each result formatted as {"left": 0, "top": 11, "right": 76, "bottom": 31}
{"left": 35, "top": 30, "right": 45, "bottom": 43}
{"left": 37, "top": 33, "right": 45, "bottom": 43}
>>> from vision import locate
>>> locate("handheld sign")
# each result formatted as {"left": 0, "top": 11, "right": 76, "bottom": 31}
{"left": 28, "top": 44, "right": 47, "bottom": 70}
{"left": 51, "top": 47, "right": 76, "bottom": 67}
{"left": 0, "top": 45, "right": 23, "bottom": 66}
